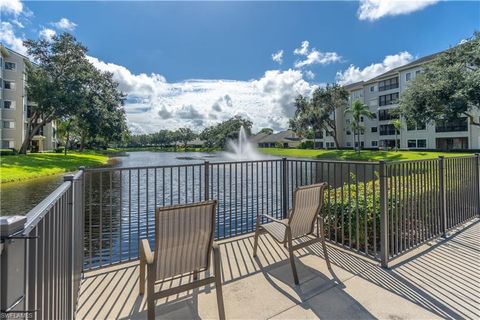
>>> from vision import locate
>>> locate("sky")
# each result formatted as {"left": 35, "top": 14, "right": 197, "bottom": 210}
{"left": 1, "top": 0, "right": 479, "bottom": 134}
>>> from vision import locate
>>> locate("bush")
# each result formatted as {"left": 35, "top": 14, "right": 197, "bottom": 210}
{"left": 0, "top": 148, "right": 16, "bottom": 156}
{"left": 298, "top": 141, "right": 314, "bottom": 149}
{"left": 55, "top": 147, "right": 65, "bottom": 153}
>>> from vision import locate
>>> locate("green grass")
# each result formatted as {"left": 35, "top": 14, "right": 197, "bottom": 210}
{"left": 0, "top": 151, "right": 109, "bottom": 183}
{"left": 259, "top": 148, "right": 473, "bottom": 162}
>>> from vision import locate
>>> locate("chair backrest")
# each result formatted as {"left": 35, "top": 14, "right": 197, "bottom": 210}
{"left": 153, "top": 200, "right": 217, "bottom": 280}
{"left": 288, "top": 183, "right": 327, "bottom": 239}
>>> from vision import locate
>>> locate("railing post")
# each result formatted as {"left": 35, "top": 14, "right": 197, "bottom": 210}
{"left": 282, "top": 158, "right": 288, "bottom": 219}
{"left": 379, "top": 160, "right": 389, "bottom": 268}
{"left": 204, "top": 161, "right": 210, "bottom": 201}
{"left": 475, "top": 154, "right": 480, "bottom": 216}
{"left": 63, "top": 174, "right": 75, "bottom": 319}
{"left": 439, "top": 156, "right": 447, "bottom": 237}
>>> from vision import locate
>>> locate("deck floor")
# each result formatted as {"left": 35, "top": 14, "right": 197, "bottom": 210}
{"left": 77, "top": 221, "right": 480, "bottom": 319}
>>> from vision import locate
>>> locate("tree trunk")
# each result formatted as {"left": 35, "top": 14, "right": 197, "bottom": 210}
{"left": 65, "top": 130, "right": 70, "bottom": 156}
{"left": 19, "top": 120, "right": 44, "bottom": 154}
{"left": 79, "top": 134, "right": 86, "bottom": 152}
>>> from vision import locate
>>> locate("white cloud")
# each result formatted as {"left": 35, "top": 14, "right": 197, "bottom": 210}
{"left": 358, "top": 0, "right": 439, "bottom": 21}
{"left": 0, "top": 0, "right": 23, "bottom": 16}
{"left": 39, "top": 27, "right": 56, "bottom": 40}
{"left": 88, "top": 56, "right": 316, "bottom": 134}
{"left": 294, "top": 41, "right": 310, "bottom": 56}
{"left": 52, "top": 18, "right": 77, "bottom": 31}
{"left": 295, "top": 50, "right": 341, "bottom": 68}
{"left": 335, "top": 51, "right": 413, "bottom": 84}
{"left": 293, "top": 40, "right": 341, "bottom": 68}
{"left": 303, "top": 70, "right": 315, "bottom": 80}
{"left": 0, "top": 22, "right": 27, "bottom": 54}
{"left": 271, "top": 49, "right": 283, "bottom": 64}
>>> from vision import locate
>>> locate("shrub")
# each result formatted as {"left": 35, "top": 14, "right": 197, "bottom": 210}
{"left": 298, "top": 141, "right": 314, "bottom": 149}
{"left": 55, "top": 147, "right": 65, "bottom": 153}
{"left": 0, "top": 148, "right": 16, "bottom": 156}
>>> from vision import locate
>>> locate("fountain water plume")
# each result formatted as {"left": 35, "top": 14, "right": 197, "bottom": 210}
{"left": 224, "top": 126, "right": 261, "bottom": 160}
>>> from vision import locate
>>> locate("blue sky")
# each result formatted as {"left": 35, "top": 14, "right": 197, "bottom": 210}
{"left": 1, "top": 0, "right": 479, "bottom": 133}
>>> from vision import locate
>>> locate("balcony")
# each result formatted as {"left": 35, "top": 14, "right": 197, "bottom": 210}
{"left": 1, "top": 157, "right": 479, "bottom": 319}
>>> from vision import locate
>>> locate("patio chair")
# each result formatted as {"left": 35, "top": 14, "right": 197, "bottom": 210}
{"left": 252, "top": 182, "right": 331, "bottom": 285}
{"left": 139, "top": 200, "right": 225, "bottom": 320}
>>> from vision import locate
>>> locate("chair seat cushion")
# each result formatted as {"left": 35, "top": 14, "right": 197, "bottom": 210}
{"left": 262, "top": 219, "right": 289, "bottom": 242}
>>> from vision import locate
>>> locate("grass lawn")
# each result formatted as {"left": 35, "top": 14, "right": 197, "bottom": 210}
{"left": 0, "top": 151, "right": 110, "bottom": 183}
{"left": 259, "top": 148, "right": 474, "bottom": 162}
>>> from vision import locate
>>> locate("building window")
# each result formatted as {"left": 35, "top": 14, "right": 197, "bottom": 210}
{"left": 417, "top": 122, "right": 426, "bottom": 130}
{"left": 417, "top": 139, "right": 427, "bottom": 148}
{"left": 346, "top": 119, "right": 350, "bottom": 124}
{"left": 408, "top": 140, "right": 417, "bottom": 148}
{"left": 360, "top": 129, "right": 365, "bottom": 135}
{"left": 3, "top": 121, "right": 15, "bottom": 129}
{"left": 378, "top": 77, "right": 399, "bottom": 91}
{"left": 370, "top": 86, "right": 374, "bottom": 92}
{"left": 3, "top": 80, "right": 15, "bottom": 90}
{"left": 406, "top": 72, "right": 411, "bottom": 82}
{"left": 379, "top": 93, "right": 399, "bottom": 107}
{"left": 1, "top": 140, "right": 14, "bottom": 148}
{"left": 378, "top": 108, "right": 399, "bottom": 121}
{"left": 3, "top": 100, "right": 15, "bottom": 109}
{"left": 379, "top": 124, "right": 398, "bottom": 136}
{"left": 346, "top": 142, "right": 351, "bottom": 147}
{"left": 416, "top": 70, "right": 421, "bottom": 76}
{"left": 346, "top": 130, "right": 351, "bottom": 135}
{"left": 360, "top": 116, "right": 364, "bottom": 122}
{"left": 371, "top": 141, "right": 378, "bottom": 147}
{"left": 4, "top": 61, "right": 16, "bottom": 71}
{"left": 407, "top": 120, "right": 426, "bottom": 131}
{"left": 371, "top": 127, "right": 378, "bottom": 133}
{"left": 435, "top": 118, "right": 468, "bottom": 133}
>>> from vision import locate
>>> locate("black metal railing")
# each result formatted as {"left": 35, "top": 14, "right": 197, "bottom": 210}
{"left": 0, "top": 170, "right": 84, "bottom": 320}
{"left": 82, "top": 155, "right": 479, "bottom": 270}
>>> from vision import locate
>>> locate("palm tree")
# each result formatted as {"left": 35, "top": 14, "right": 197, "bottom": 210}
{"left": 344, "top": 100, "right": 375, "bottom": 152}
{"left": 392, "top": 119, "right": 402, "bottom": 151}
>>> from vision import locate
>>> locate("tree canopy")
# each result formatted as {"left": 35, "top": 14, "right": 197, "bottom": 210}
{"left": 400, "top": 32, "right": 480, "bottom": 127}
{"left": 199, "top": 116, "right": 253, "bottom": 148}
{"left": 290, "top": 84, "right": 349, "bottom": 148}
{"left": 20, "top": 33, "right": 128, "bottom": 153}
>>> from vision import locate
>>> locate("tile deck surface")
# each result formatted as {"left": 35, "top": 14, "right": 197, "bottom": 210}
{"left": 77, "top": 221, "right": 480, "bottom": 319}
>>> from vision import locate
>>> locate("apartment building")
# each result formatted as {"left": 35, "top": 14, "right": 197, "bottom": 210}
{"left": 314, "top": 52, "right": 480, "bottom": 150}
{"left": 0, "top": 46, "right": 57, "bottom": 152}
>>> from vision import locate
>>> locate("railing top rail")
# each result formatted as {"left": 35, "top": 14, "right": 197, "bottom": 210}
{"left": 386, "top": 154, "right": 477, "bottom": 165}
{"left": 286, "top": 158, "right": 380, "bottom": 165}
{"left": 22, "top": 180, "right": 71, "bottom": 235}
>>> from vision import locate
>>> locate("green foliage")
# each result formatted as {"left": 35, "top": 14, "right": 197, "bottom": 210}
{"left": 298, "top": 140, "right": 315, "bottom": 149}
{"left": 200, "top": 116, "right": 253, "bottom": 148}
{"left": 400, "top": 32, "right": 480, "bottom": 127}
{"left": 258, "top": 128, "right": 273, "bottom": 135}
{"left": 290, "top": 84, "right": 348, "bottom": 148}
{"left": 344, "top": 100, "right": 375, "bottom": 152}
{"left": 0, "top": 149, "right": 16, "bottom": 156}
{"left": 21, "top": 33, "right": 128, "bottom": 153}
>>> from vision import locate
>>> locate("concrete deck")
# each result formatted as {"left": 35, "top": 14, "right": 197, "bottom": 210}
{"left": 77, "top": 221, "right": 480, "bottom": 319}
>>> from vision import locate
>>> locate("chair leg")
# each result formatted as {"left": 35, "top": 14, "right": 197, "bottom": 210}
{"left": 318, "top": 216, "right": 332, "bottom": 270}
{"left": 213, "top": 244, "right": 226, "bottom": 320}
{"left": 287, "top": 229, "right": 299, "bottom": 285}
{"left": 139, "top": 253, "right": 145, "bottom": 295}
{"left": 253, "top": 216, "right": 261, "bottom": 257}
{"left": 147, "top": 264, "right": 156, "bottom": 320}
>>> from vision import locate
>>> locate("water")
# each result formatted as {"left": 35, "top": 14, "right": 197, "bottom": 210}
{"left": 0, "top": 151, "right": 276, "bottom": 216}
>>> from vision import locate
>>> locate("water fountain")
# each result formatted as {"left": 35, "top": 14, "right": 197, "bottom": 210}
{"left": 224, "top": 126, "right": 261, "bottom": 160}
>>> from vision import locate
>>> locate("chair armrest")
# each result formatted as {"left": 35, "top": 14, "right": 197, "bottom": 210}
{"left": 140, "top": 239, "right": 154, "bottom": 265}
{"left": 259, "top": 214, "right": 289, "bottom": 227}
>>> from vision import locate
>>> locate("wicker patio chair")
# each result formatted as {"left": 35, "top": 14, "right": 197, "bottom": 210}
{"left": 139, "top": 200, "right": 225, "bottom": 320}
{"left": 252, "top": 183, "right": 331, "bottom": 285}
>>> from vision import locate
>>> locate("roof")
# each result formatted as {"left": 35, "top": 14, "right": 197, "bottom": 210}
{"left": 256, "top": 130, "right": 301, "bottom": 144}
{"left": 250, "top": 132, "right": 271, "bottom": 143}
{"left": 365, "top": 51, "right": 442, "bottom": 84}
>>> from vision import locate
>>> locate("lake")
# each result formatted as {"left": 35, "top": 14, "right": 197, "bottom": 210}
{"left": 1, "top": 151, "right": 266, "bottom": 216}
